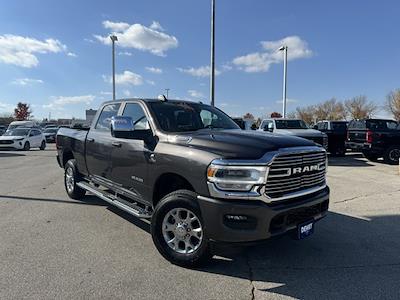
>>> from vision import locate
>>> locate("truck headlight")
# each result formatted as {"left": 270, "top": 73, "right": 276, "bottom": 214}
{"left": 207, "top": 164, "right": 268, "bottom": 191}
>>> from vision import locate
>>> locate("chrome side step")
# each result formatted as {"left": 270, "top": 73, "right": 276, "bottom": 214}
{"left": 77, "top": 181, "right": 152, "bottom": 219}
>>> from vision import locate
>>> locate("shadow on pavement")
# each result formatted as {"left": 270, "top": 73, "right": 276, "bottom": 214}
{"left": 0, "top": 152, "right": 25, "bottom": 157}
{"left": 107, "top": 205, "right": 151, "bottom": 233}
{"left": 328, "top": 153, "right": 374, "bottom": 167}
{"left": 197, "top": 212, "right": 400, "bottom": 299}
{"left": 0, "top": 194, "right": 106, "bottom": 206}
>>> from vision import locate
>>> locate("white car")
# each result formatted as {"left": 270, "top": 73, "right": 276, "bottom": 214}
{"left": 0, "top": 127, "right": 46, "bottom": 151}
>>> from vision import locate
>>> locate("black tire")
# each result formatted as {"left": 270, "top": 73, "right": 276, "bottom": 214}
{"left": 384, "top": 146, "right": 400, "bottom": 165}
{"left": 39, "top": 140, "right": 46, "bottom": 150}
{"left": 362, "top": 151, "right": 379, "bottom": 162}
{"left": 151, "top": 190, "right": 212, "bottom": 267}
{"left": 64, "top": 159, "right": 86, "bottom": 199}
{"left": 23, "top": 141, "right": 30, "bottom": 151}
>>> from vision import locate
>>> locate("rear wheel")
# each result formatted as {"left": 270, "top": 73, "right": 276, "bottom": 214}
{"left": 39, "top": 140, "right": 46, "bottom": 150}
{"left": 64, "top": 159, "right": 86, "bottom": 199}
{"left": 23, "top": 141, "right": 30, "bottom": 151}
{"left": 384, "top": 146, "right": 400, "bottom": 165}
{"left": 362, "top": 151, "right": 379, "bottom": 162}
{"left": 151, "top": 190, "right": 212, "bottom": 267}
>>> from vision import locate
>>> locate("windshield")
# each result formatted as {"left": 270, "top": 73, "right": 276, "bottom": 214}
{"left": 44, "top": 128, "right": 58, "bottom": 133}
{"left": 4, "top": 129, "right": 29, "bottom": 136}
{"left": 275, "top": 120, "right": 308, "bottom": 129}
{"left": 367, "top": 120, "right": 398, "bottom": 130}
{"left": 148, "top": 101, "right": 240, "bottom": 132}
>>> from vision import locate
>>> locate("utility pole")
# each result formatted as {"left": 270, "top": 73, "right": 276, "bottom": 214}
{"left": 278, "top": 45, "right": 288, "bottom": 118}
{"left": 110, "top": 35, "right": 118, "bottom": 101}
{"left": 210, "top": 0, "right": 215, "bottom": 106}
{"left": 165, "top": 88, "right": 170, "bottom": 98}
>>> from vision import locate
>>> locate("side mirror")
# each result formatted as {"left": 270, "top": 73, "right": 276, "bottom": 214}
{"left": 110, "top": 116, "right": 151, "bottom": 140}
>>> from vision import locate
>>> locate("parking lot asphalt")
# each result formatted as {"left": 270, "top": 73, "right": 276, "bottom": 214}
{"left": 1, "top": 145, "right": 399, "bottom": 300}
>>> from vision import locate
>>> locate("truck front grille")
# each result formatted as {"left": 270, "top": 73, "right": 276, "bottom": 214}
{"left": 265, "top": 150, "right": 326, "bottom": 199}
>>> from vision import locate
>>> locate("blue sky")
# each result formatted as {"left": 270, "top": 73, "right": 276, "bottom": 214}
{"left": 0, "top": 0, "right": 399, "bottom": 119}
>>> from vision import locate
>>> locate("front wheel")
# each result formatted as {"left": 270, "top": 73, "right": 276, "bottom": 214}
{"left": 151, "top": 190, "right": 212, "bottom": 267}
{"left": 23, "top": 141, "right": 30, "bottom": 151}
{"left": 384, "top": 146, "right": 400, "bottom": 165}
{"left": 39, "top": 140, "right": 46, "bottom": 150}
{"left": 64, "top": 159, "right": 86, "bottom": 199}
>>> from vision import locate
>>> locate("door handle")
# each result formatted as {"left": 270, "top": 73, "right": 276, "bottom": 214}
{"left": 87, "top": 138, "right": 95, "bottom": 142}
{"left": 112, "top": 142, "right": 122, "bottom": 148}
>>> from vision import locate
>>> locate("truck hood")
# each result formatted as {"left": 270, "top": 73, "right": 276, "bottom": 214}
{"left": 169, "top": 129, "right": 316, "bottom": 159}
{"left": 274, "top": 128, "right": 324, "bottom": 137}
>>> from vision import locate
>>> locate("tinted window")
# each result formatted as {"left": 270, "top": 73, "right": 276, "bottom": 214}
{"left": 149, "top": 102, "right": 239, "bottom": 132}
{"left": 275, "top": 120, "right": 308, "bottom": 129}
{"left": 331, "top": 122, "right": 347, "bottom": 131}
{"left": 367, "top": 120, "right": 398, "bottom": 130}
{"left": 95, "top": 103, "right": 121, "bottom": 130}
{"left": 122, "top": 103, "right": 150, "bottom": 130}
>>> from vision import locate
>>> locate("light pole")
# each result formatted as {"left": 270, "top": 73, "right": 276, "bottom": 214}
{"left": 110, "top": 35, "right": 118, "bottom": 101}
{"left": 278, "top": 45, "right": 288, "bottom": 118}
{"left": 165, "top": 88, "right": 170, "bottom": 98}
{"left": 210, "top": 0, "right": 215, "bottom": 106}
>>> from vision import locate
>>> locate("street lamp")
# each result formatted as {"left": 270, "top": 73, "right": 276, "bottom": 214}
{"left": 210, "top": 0, "right": 215, "bottom": 106}
{"left": 110, "top": 35, "right": 118, "bottom": 101}
{"left": 165, "top": 88, "right": 170, "bottom": 98}
{"left": 278, "top": 45, "right": 288, "bottom": 118}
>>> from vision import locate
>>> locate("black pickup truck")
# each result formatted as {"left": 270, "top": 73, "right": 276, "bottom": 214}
{"left": 56, "top": 98, "right": 329, "bottom": 267}
{"left": 346, "top": 118, "right": 400, "bottom": 164}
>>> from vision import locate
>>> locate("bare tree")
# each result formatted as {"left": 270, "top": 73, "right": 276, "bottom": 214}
{"left": 295, "top": 105, "right": 315, "bottom": 125}
{"left": 314, "top": 98, "right": 346, "bottom": 121}
{"left": 286, "top": 111, "right": 297, "bottom": 119}
{"left": 386, "top": 89, "right": 400, "bottom": 121}
{"left": 270, "top": 112, "right": 282, "bottom": 118}
{"left": 243, "top": 112, "right": 254, "bottom": 119}
{"left": 344, "top": 95, "right": 377, "bottom": 119}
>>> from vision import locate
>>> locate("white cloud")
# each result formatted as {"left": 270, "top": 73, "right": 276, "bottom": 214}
{"left": 103, "top": 70, "right": 143, "bottom": 86}
{"left": 11, "top": 78, "right": 43, "bottom": 86}
{"left": 94, "top": 20, "right": 178, "bottom": 56}
{"left": 150, "top": 21, "right": 165, "bottom": 31}
{"left": 146, "top": 80, "right": 155, "bottom": 85}
{"left": 43, "top": 95, "right": 95, "bottom": 110}
{"left": 118, "top": 51, "right": 132, "bottom": 56}
{"left": 188, "top": 90, "right": 204, "bottom": 98}
{"left": 233, "top": 36, "right": 313, "bottom": 73}
{"left": 146, "top": 66, "right": 162, "bottom": 74}
{"left": 123, "top": 89, "right": 131, "bottom": 97}
{"left": 0, "top": 34, "right": 67, "bottom": 68}
{"left": 177, "top": 65, "right": 221, "bottom": 78}
{"left": 103, "top": 20, "right": 130, "bottom": 32}
{"left": 67, "top": 52, "right": 77, "bottom": 57}
{"left": 275, "top": 98, "right": 299, "bottom": 104}
{"left": 0, "top": 101, "right": 15, "bottom": 113}
{"left": 100, "top": 91, "right": 112, "bottom": 95}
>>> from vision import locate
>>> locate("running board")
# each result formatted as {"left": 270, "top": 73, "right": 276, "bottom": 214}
{"left": 77, "top": 181, "right": 152, "bottom": 219}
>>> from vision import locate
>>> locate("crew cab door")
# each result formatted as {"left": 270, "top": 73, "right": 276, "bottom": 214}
{"left": 110, "top": 102, "right": 153, "bottom": 201}
{"left": 85, "top": 103, "right": 121, "bottom": 179}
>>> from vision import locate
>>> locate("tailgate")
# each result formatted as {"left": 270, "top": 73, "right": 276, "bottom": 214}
{"left": 348, "top": 129, "right": 366, "bottom": 143}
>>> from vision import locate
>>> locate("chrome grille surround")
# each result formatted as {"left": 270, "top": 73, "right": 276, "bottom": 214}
{"left": 265, "top": 151, "right": 326, "bottom": 199}
{"left": 206, "top": 146, "right": 327, "bottom": 204}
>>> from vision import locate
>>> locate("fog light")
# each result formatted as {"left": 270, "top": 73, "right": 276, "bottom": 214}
{"left": 225, "top": 215, "right": 248, "bottom": 221}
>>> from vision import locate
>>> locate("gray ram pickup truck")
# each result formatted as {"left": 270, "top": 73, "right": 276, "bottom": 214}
{"left": 56, "top": 98, "right": 329, "bottom": 267}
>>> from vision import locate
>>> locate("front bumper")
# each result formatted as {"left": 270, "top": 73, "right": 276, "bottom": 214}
{"left": 0, "top": 141, "right": 23, "bottom": 150}
{"left": 197, "top": 186, "right": 329, "bottom": 243}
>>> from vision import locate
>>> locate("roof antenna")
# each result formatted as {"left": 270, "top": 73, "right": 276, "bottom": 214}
{"left": 158, "top": 94, "right": 168, "bottom": 102}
